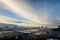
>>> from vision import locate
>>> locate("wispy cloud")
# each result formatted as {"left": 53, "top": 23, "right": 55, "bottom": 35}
{"left": 0, "top": 0, "right": 60, "bottom": 26}
{"left": 0, "top": 15, "right": 20, "bottom": 23}
{"left": 0, "top": 0, "right": 41, "bottom": 23}
{"left": 0, "top": 15, "right": 40, "bottom": 27}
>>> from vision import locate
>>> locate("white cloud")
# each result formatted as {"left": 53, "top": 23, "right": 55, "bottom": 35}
{"left": 0, "top": 0, "right": 41, "bottom": 23}
{"left": 0, "top": 15, "right": 20, "bottom": 23}
{"left": 0, "top": 0, "right": 57, "bottom": 25}
{"left": 0, "top": 15, "right": 41, "bottom": 27}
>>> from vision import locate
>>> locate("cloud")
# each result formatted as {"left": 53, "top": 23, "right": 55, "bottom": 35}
{"left": 0, "top": 0, "right": 41, "bottom": 23}
{"left": 0, "top": 15, "right": 21, "bottom": 23}
{"left": 1, "top": 0, "right": 59, "bottom": 25}
{"left": 0, "top": 15, "right": 41, "bottom": 27}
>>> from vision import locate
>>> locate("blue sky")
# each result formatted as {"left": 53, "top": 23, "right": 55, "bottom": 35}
{"left": 26, "top": 0, "right": 60, "bottom": 19}
{"left": 0, "top": 0, "right": 60, "bottom": 25}
{"left": 25, "top": 0, "right": 60, "bottom": 24}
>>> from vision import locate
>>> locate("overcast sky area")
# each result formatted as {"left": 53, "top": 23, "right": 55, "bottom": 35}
{"left": 0, "top": 0, "right": 60, "bottom": 26}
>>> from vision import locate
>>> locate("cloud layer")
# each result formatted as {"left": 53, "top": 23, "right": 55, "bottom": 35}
{"left": 0, "top": 0, "right": 60, "bottom": 26}
{"left": 0, "top": 15, "right": 41, "bottom": 27}
{"left": 0, "top": 0, "right": 41, "bottom": 23}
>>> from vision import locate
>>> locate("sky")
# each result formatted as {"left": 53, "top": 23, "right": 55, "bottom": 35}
{"left": 0, "top": 0, "right": 60, "bottom": 26}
